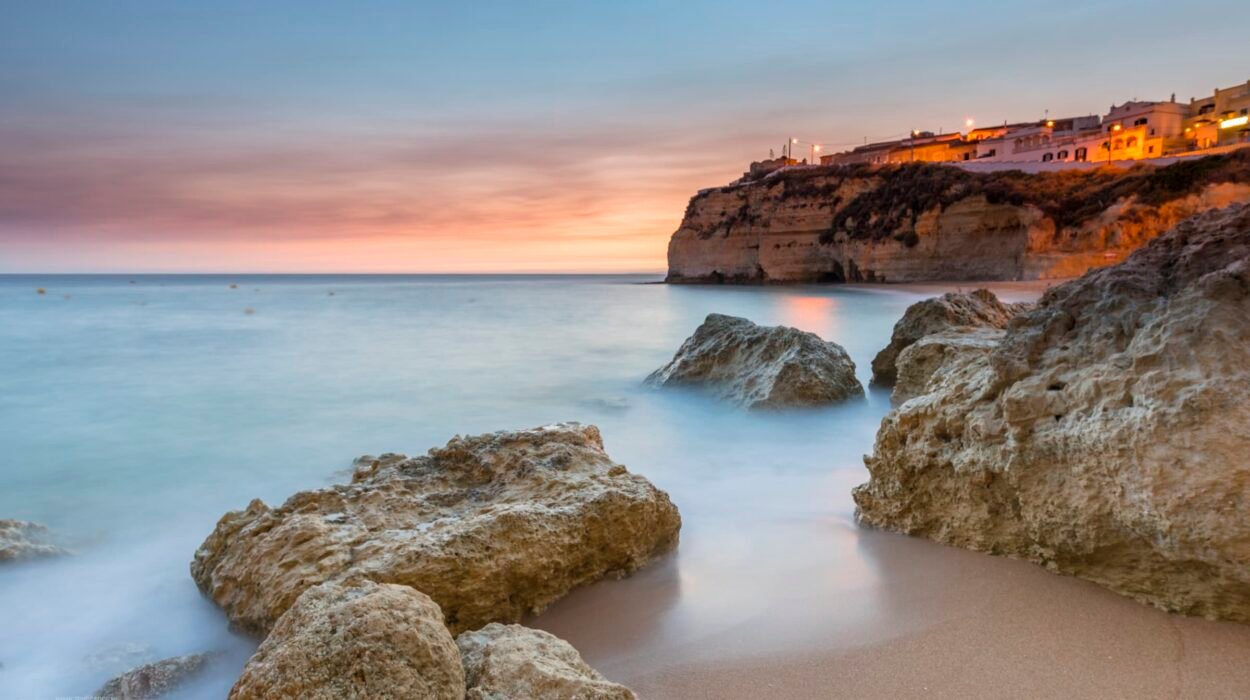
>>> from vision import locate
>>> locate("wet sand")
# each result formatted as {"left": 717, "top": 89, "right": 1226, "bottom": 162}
{"left": 534, "top": 516, "right": 1250, "bottom": 699}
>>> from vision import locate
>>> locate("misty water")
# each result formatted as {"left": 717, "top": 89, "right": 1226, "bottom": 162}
{"left": 0, "top": 274, "right": 1049, "bottom": 698}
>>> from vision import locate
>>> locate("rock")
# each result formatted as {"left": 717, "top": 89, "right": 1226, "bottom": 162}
{"left": 854, "top": 203, "right": 1250, "bottom": 622}
{"left": 891, "top": 328, "right": 1005, "bottom": 404}
{"left": 229, "top": 579, "right": 463, "bottom": 700}
{"left": 457, "top": 623, "right": 635, "bottom": 700}
{"left": 192, "top": 423, "right": 680, "bottom": 635}
{"left": 0, "top": 519, "right": 68, "bottom": 563}
{"left": 870, "top": 289, "right": 1029, "bottom": 386}
{"left": 646, "top": 313, "right": 864, "bottom": 409}
{"left": 95, "top": 652, "right": 218, "bottom": 699}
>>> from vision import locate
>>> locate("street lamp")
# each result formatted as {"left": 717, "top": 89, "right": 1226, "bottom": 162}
{"left": 811, "top": 143, "right": 822, "bottom": 165}
{"left": 790, "top": 137, "right": 799, "bottom": 162}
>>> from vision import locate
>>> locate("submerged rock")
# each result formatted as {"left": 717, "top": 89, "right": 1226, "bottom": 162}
{"left": 0, "top": 519, "right": 68, "bottom": 563}
{"left": 457, "top": 623, "right": 635, "bottom": 700}
{"left": 854, "top": 203, "right": 1250, "bottom": 622}
{"left": 646, "top": 313, "right": 864, "bottom": 409}
{"left": 230, "top": 579, "right": 463, "bottom": 700}
{"left": 192, "top": 423, "right": 680, "bottom": 635}
{"left": 870, "top": 288, "right": 1029, "bottom": 386}
{"left": 95, "top": 652, "right": 218, "bottom": 699}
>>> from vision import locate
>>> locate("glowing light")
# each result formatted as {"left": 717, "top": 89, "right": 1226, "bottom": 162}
{"left": 1220, "top": 115, "right": 1249, "bottom": 129}
{"left": 1046, "top": 120, "right": 1055, "bottom": 127}
{"left": 791, "top": 137, "right": 799, "bottom": 143}
{"left": 813, "top": 144, "right": 821, "bottom": 151}
{"left": 965, "top": 118, "right": 975, "bottom": 128}
{"left": 1111, "top": 124, "right": 1122, "bottom": 132}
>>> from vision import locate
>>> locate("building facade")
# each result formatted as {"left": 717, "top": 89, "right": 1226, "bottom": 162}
{"left": 816, "top": 78, "right": 1249, "bottom": 167}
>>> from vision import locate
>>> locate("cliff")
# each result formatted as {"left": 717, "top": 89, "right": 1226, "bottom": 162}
{"left": 666, "top": 150, "right": 1250, "bottom": 283}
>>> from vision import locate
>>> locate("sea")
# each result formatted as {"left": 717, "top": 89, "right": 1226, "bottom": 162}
{"left": 0, "top": 273, "right": 1090, "bottom": 697}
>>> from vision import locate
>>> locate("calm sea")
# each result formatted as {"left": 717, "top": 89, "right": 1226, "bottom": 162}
{"left": 0, "top": 274, "right": 1039, "bottom": 697}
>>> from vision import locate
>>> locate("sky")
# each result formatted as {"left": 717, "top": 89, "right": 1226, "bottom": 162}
{"left": 2, "top": 1, "right": 1247, "bottom": 273}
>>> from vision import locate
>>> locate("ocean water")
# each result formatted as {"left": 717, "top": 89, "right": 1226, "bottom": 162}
{"left": 0, "top": 274, "right": 1045, "bottom": 697}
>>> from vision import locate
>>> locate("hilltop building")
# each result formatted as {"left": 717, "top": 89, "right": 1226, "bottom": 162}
{"left": 817, "top": 78, "right": 1250, "bottom": 167}
{"left": 1187, "top": 80, "right": 1250, "bottom": 150}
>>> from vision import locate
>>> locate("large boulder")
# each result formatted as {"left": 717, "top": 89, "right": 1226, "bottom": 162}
{"left": 891, "top": 327, "right": 1004, "bottom": 404}
{"left": 854, "top": 204, "right": 1250, "bottom": 622}
{"left": 457, "top": 623, "right": 635, "bottom": 700}
{"left": 646, "top": 313, "right": 864, "bottom": 409}
{"left": 95, "top": 653, "right": 218, "bottom": 700}
{"left": 229, "top": 579, "right": 464, "bottom": 700}
{"left": 870, "top": 289, "right": 1029, "bottom": 386}
{"left": 0, "top": 519, "right": 68, "bottom": 563}
{"left": 192, "top": 423, "right": 681, "bottom": 635}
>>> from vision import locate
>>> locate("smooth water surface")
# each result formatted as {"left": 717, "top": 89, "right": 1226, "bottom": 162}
{"left": 1, "top": 274, "right": 1045, "bottom": 697}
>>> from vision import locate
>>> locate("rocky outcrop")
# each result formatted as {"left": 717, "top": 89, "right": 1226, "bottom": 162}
{"left": 871, "top": 289, "right": 1029, "bottom": 386}
{"left": 95, "top": 652, "right": 218, "bottom": 700}
{"left": 457, "top": 623, "right": 635, "bottom": 700}
{"left": 667, "top": 151, "right": 1250, "bottom": 284}
{"left": 891, "top": 328, "right": 1004, "bottom": 404}
{"left": 0, "top": 519, "right": 68, "bottom": 563}
{"left": 192, "top": 423, "right": 681, "bottom": 635}
{"left": 646, "top": 313, "right": 863, "bottom": 409}
{"left": 230, "top": 579, "right": 463, "bottom": 700}
{"left": 854, "top": 203, "right": 1250, "bottom": 622}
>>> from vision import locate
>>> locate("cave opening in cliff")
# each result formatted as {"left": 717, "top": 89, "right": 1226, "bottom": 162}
{"left": 816, "top": 261, "right": 846, "bottom": 283}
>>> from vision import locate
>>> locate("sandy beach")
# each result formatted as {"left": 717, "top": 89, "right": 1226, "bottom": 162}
{"left": 539, "top": 525, "right": 1250, "bottom": 698}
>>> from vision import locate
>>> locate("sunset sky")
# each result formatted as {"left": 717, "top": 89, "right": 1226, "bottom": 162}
{"left": 2, "top": 1, "right": 1246, "bottom": 273}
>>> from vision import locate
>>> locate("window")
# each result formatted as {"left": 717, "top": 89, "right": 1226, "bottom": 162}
{"left": 1113, "top": 138, "right": 1124, "bottom": 149}
{"left": 1126, "top": 136, "right": 1138, "bottom": 148}
{"left": 1148, "top": 145, "right": 1155, "bottom": 154}
{"left": 1057, "top": 150, "right": 1069, "bottom": 160}
{"left": 1075, "top": 147, "right": 1088, "bottom": 161}
{"left": 1199, "top": 104, "right": 1215, "bottom": 115}
{"left": 1042, "top": 153, "right": 1053, "bottom": 162}
{"left": 1134, "top": 117, "right": 1148, "bottom": 126}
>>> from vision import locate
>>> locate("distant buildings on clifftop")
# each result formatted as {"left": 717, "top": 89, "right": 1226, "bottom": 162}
{"left": 758, "top": 78, "right": 1249, "bottom": 175}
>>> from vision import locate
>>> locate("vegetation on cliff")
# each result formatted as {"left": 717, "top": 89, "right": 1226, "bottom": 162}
{"left": 817, "top": 149, "right": 1250, "bottom": 245}
{"left": 698, "top": 150, "right": 1250, "bottom": 247}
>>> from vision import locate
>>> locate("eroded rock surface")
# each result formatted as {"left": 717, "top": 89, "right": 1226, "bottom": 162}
{"left": 230, "top": 579, "right": 463, "bottom": 700}
{"left": 95, "top": 652, "right": 217, "bottom": 700}
{"left": 646, "top": 313, "right": 863, "bottom": 409}
{"left": 870, "top": 288, "right": 1029, "bottom": 386}
{"left": 891, "top": 327, "right": 1005, "bottom": 404}
{"left": 0, "top": 519, "right": 68, "bottom": 563}
{"left": 457, "top": 623, "right": 635, "bottom": 700}
{"left": 854, "top": 203, "right": 1250, "bottom": 622}
{"left": 192, "top": 423, "right": 680, "bottom": 635}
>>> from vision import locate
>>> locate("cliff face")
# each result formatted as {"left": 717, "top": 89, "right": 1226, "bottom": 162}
{"left": 666, "top": 150, "right": 1250, "bottom": 283}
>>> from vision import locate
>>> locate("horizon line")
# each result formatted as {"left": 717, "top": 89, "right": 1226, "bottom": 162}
{"left": 0, "top": 270, "right": 669, "bottom": 276}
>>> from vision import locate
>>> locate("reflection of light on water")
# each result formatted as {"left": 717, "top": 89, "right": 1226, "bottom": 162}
{"left": 777, "top": 294, "right": 840, "bottom": 339}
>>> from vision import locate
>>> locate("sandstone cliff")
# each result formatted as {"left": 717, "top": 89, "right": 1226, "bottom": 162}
{"left": 666, "top": 150, "right": 1250, "bottom": 284}
{"left": 854, "top": 203, "right": 1250, "bottom": 622}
